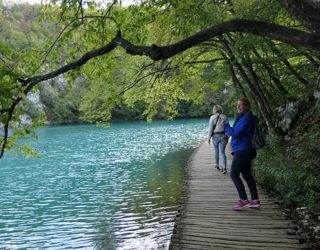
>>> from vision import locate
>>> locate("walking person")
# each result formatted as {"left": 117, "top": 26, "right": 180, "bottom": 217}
{"left": 224, "top": 98, "right": 261, "bottom": 210}
{"left": 208, "top": 105, "right": 229, "bottom": 174}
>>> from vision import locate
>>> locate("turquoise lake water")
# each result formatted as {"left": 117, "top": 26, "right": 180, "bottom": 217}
{"left": 0, "top": 119, "right": 208, "bottom": 249}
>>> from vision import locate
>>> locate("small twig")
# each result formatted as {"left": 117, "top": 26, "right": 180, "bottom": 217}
{"left": 184, "top": 58, "right": 225, "bottom": 65}
{"left": 29, "top": 15, "right": 120, "bottom": 80}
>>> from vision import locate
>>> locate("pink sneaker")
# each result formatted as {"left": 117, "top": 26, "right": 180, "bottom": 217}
{"left": 233, "top": 200, "right": 250, "bottom": 210}
{"left": 248, "top": 199, "right": 261, "bottom": 208}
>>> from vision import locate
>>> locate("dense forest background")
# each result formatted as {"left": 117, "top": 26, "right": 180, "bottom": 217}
{"left": 0, "top": 0, "right": 319, "bottom": 234}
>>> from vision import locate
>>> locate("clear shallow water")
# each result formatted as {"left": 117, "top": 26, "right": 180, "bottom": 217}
{"left": 0, "top": 119, "right": 207, "bottom": 249}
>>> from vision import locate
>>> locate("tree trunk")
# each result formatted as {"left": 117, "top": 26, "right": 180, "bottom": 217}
{"left": 281, "top": 0, "right": 320, "bottom": 33}
{"left": 219, "top": 36, "right": 275, "bottom": 129}
{"left": 241, "top": 54, "right": 274, "bottom": 115}
{"left": 268, "top": 41, "right": 310, "bottom": 86}
{"left": 302, "top": 52, "right": 320, "bottom": 68}
{"left": 221, "top": 51, "right": 247, "bottom": 97}
{"left": 252, "top": 48, "right": 293, "bottom": 101}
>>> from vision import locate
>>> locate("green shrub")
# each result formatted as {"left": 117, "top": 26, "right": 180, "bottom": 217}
{"left": 254, "top": 131, "right": 320, "bottom": 214}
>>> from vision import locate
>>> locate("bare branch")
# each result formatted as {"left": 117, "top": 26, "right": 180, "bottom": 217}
{"left": 119, "top": 62, "right": 179, "bottom": 95}
{"left": 30, "top": 15, "right": 120, "bottom": 79}
{"left": 184, "top": 58, "right": 225, "bottom": 65}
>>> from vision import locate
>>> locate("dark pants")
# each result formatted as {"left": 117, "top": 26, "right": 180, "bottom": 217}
{"left": 230, "top": 150, "right": 259, "bottom": 200}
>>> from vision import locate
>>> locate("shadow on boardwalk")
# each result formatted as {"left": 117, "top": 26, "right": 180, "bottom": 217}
{"left": 170, "top": 142, "right": 311, "bottom": 250}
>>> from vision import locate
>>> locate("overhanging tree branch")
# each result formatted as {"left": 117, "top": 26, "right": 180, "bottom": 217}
{"left": 19, "top": 18, "right": 320, "bottom": 89}
{"left": 117, "top": 19, "right": 320, "bottom": 60}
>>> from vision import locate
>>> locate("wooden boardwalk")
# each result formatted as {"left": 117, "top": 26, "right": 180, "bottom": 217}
{"left": 169, "top": 142, "right": 310, "bottom": 250}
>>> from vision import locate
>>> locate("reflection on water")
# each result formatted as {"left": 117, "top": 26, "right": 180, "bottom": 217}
{"left": 0, "top": 119, "right": 207, "bottom": 249}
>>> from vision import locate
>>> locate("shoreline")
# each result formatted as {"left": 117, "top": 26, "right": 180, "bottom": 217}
{"left": 169, "top": 141, "right": 204, "bottom": 249}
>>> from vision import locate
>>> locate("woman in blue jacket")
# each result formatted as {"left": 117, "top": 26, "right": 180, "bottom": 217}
{"left": 224, "top": 98, "right": 261, "bottom": 210}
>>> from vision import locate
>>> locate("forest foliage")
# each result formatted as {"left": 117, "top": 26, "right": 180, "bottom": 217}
{"left": 0, "top": 2, "right": 227, "bottom": 125}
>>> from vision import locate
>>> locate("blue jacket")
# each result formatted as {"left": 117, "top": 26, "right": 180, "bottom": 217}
{"left": 224, "top": 113, "right": 257, "bottom": 153}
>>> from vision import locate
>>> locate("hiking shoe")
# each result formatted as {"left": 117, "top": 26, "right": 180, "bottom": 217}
{"left": 214, "top": 165, "right": 220, "bottom": 170}
{"left": 248, "top": 199, "right": 261, "bottom": 208}
{"left": 222, "top": 169, "right": 227, "bottom": 174}
{"left": 233, "top": 200, "right": 250, "bottom": 210}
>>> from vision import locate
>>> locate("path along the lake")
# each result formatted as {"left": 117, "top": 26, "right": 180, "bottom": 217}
{"left": 169, "top": 142, "right": 310, "bottom": 250}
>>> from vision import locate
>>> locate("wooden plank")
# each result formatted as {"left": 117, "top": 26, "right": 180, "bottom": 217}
{"left": 169, "top": 142, "right": 310, "bottom": 250}
{"left": 174, "top": 226, "right": 298, "bottom": 239}
{"left": 174, "top": 231, "right": 299, "bottom": 244}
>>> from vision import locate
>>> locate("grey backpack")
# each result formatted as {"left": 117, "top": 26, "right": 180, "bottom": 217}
{"left": 252, "top": 120, "right": 266, "bottom": 150}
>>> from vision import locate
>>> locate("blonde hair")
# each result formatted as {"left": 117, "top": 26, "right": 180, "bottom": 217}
{"left": 238, "top": 97, "right": 251, "bottom": 111}
{"left": 212, "top": 105, "right": 223, "bottom": 114}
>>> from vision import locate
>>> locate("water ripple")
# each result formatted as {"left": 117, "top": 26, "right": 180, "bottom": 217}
{"left": 0, "top": 119, "right": 207, "bottom": 249}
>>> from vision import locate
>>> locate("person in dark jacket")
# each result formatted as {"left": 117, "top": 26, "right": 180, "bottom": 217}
{"left": 224, "top": 98, "right": 261, "bottom": 210}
